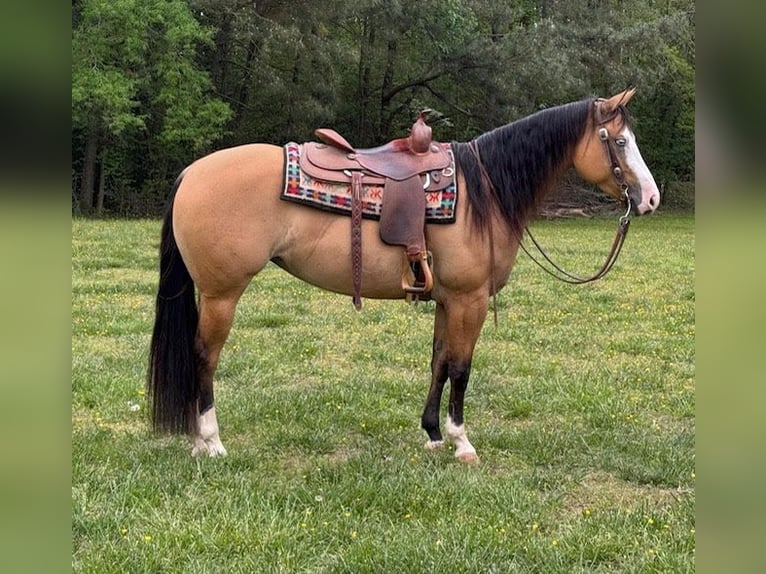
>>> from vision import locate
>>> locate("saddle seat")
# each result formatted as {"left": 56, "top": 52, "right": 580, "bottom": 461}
{"left": 312, "top": 116, "right": 450, "bottom": 182}
{"left": 300, "top": 114, "right": 454, "bottom": 308}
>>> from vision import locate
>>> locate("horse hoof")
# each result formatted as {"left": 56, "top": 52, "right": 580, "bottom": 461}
{"left": 192, "top": 438, "right": 228, "bottom": 458}
{"left": 424, "top": 440, "right": 445, "bottom": 450}
{"left": 457, "top": 451, "right": 480, "bottom": 465}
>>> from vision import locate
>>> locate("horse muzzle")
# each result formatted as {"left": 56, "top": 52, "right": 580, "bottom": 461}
{"left": 628, "top": 182, "right": 660, "bottom": 216}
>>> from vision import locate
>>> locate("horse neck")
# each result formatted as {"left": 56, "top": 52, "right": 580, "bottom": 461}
{"left": 457, "top": 99, "right": 592, "bottom": 237}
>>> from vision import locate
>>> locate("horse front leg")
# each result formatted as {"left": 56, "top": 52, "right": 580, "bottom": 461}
{"left": 443, "top": 293, "right": 488, "bottom": 464}
{"left": 446, "top": 359, "right": 479, "bottom": 464}
{"left": 422, "top": 303, "right": 449, "bottom": 449}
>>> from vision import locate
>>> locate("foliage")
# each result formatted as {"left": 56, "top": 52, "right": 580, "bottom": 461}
{"left": 72, "top": 0, "right": 146, "bottom": 135}
{"left": 72, "top": 0, "right": 231, "bottom": 214}
{"left": 72, "top": 214, "right": 695, "bottom": 572}
{"left": 72, "top": 0, "right": 695, "bottom": 216}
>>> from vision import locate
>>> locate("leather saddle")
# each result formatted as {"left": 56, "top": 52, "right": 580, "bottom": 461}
{"left": 300, "top": 114, "right": 455, "bottom": 309}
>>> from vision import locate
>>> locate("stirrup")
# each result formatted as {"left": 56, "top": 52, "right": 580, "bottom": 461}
{"left": 401, "top": 251, "right": 433, "bottom": 295}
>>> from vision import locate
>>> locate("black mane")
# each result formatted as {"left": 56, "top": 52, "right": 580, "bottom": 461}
{"left": 453, "top": 98, "right": 595, "bottom": 236}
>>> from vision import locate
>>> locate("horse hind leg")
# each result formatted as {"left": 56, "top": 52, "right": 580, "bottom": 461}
{"left": 191, "top": 292, "right": 242, "bottom": 457}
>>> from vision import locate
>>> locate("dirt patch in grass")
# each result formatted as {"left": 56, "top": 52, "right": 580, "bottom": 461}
{"left": 275, "top": 443, "right": 361, "bottom": 476}
{"left": 561, "top": 470, "right": 690, "bottom": 515}
{"left": 72, "top": 409, "right": 146, "bottom": 434}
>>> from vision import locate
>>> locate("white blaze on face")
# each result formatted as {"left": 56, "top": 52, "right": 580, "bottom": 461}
{"left": 621, "top": 126, "right": 661, "bottom": 214}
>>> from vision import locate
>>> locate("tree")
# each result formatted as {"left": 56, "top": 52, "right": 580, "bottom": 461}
{"left": 71, "top": 0, "right": 694, "bottom": 215}
{"left": 72, "top": 0, "right": 230, "bottom": 215}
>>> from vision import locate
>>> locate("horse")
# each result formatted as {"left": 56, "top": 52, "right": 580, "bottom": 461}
{"left": 147, "top": 89, "right": 660, "bottom": 464}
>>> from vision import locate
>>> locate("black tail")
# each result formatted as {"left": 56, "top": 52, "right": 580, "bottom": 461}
{"left": 147, "top": 174, "right": 200, "bottom": 435}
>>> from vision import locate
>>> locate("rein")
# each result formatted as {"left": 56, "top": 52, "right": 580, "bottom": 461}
{"left": 518, "top": 195, "right": 631, "bottom": 284}
{"left": 468, "top": 140, "right": 499, "bottom": 325}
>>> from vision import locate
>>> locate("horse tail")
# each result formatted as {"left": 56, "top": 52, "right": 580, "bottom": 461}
{"left": 147, "top": 173, "right": 199, "bottom": 435}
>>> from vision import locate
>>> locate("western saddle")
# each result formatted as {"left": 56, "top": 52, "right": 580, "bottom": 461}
{"left": 299, "top": 113, "right": 455, "bottom": 309}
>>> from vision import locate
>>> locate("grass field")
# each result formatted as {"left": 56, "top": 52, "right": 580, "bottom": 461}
{"left": 72, "top": 213, "right": 694, "bottom": 573}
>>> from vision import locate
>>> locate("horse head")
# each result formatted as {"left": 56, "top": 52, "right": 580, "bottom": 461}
{"left": 573, "top": 89, "right": 661, "bottom": 215}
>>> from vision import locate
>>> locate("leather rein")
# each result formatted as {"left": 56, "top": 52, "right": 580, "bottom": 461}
{"left": 471, "top": 100, "right": 633, "bottom": 288}
{"left": 519, "top": 191, "right": 631, "bottom": 285}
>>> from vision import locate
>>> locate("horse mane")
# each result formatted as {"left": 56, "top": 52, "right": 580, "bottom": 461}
{"left": 453, "top": 98, "right": 607, "bottom": 237}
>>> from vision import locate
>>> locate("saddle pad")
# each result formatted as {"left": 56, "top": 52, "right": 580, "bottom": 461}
{"left": 281, "top": 142, "right": 457, "bottom": 223}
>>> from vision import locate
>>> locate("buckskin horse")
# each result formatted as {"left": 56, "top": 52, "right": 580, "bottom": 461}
{"left": 148, "top": 89, "right": 660, "bottom": 463}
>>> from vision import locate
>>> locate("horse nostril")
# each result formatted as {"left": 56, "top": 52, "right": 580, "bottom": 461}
{"left": 649, "top": 193, "right": 660, "bottom": 210}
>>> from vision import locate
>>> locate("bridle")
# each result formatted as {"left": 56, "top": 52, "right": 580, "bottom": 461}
{"left": 594, "top": 97, "right": 631, "bottom": 201}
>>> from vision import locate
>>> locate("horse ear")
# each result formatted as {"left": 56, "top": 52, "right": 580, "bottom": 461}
{"left": 602, "top": 88, "right": 636, "bottom": 114}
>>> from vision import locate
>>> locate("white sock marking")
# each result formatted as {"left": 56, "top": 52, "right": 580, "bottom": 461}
{"left": 445, "top": 416, "right": 476, "bottom": 459}
{"left": 191, "top": 406, "right": 227, "bottom": 457}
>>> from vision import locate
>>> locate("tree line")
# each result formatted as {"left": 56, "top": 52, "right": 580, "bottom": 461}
{"left": 72, "top": 0, "right": 695, "bottom": 216}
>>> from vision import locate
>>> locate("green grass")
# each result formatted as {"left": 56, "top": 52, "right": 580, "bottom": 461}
{"left": 72, "top": 213, "right": 694, "bottom": 573}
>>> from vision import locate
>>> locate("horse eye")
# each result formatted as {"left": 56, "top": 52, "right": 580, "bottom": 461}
{"left": 615, "top": 138, "right": 626, "bottom": 147}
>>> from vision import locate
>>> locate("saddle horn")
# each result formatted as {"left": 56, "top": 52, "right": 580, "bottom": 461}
{"left": 409, "top": 112, "right": 432, "bottom": 155}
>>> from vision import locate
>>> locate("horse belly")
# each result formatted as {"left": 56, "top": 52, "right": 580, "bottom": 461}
{"left": 275, "top": 216, "right": 408, "bottom": 300}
